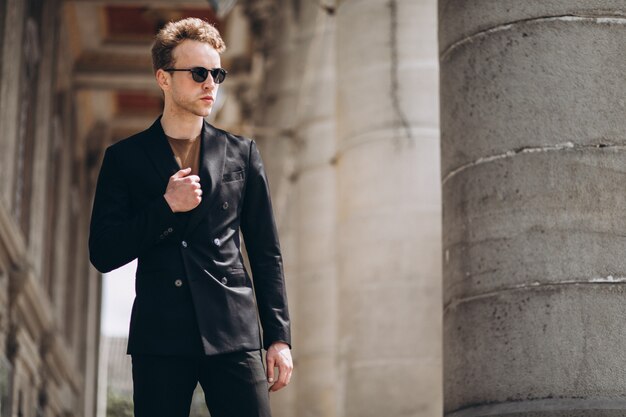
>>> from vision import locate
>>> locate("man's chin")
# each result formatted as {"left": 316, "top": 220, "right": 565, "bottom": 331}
{"left": 194, "top": 108, "right": 212, "bottom": 118}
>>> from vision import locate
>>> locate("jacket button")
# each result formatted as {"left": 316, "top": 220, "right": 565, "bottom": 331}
{"left": 181, "top": 240, "right": 188, "bottom": 248}
{"left": 222, "top": 202, "right": 229, "bottom": 210}
{"left": 174, "top": 279, "right": 183, "bottom": 287}
{"left": 168, "top": 227, "right": 173, "bottom": 232}
{"left": 221, "top": 277, "right": 228, "bottom": 285}
{"left": 213, "top": 238, "right": 220, "bottom": 246}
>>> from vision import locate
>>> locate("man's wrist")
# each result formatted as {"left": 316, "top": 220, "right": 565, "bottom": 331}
{"left": 163, "top": 193, "right": 177, "bottom": 213}
{"left": 269, "top": 341, "right": 290, "bottom": 350}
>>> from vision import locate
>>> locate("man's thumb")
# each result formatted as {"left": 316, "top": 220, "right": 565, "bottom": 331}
{"left": 172, "top": 167, "right": 192, "bottom": 178}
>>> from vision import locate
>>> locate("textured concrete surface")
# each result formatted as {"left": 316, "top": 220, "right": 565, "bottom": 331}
{"left": 441, "top": 2, "right": 626, "bottom": 416}
{"left": 438, "top": 1, "right": 626, "bottom": 53}
{"left": 443, "top": 149, "right": 626, "bottom": 308}
{"left": 255, "top": 1, "right": 441, "bottom": 415}
{"left": 446, "top": 285, "right": 626, "bottom": 410}
{"left": 337, "top": 0, "right": 441, "bottom": 416}
{"left": 440, "top": 17, "right": 626, "bottom": 176}
{"left": 251, "top": 2, "right": 339, "bottom": 416}
{"left": 248, "top": 6, "right": 300, "bottom": 416}
{"left": 450, "top": 402, "right": 626, "bottom": 417}
{"left": 292, "top": 8, "right": 339, "bottom": 414}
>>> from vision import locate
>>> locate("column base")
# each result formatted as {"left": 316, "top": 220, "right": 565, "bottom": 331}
{"left": 447, "top": 398, "right": 626, "bottom": 417}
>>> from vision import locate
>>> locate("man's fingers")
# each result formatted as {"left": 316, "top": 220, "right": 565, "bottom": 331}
{"left": 269, "top": 382, "right": 284, "bottom": 392}
{"left": 266, "top": 356, "right": 275, "bottom": 383}
{"left": 269, "top": 378, "right": 286, "bottom": 392}
{"left": 268, "top": 352, "right": 293, "bottom": 392}
{"left": 182, "top": 175, "right": 201, "bottom": 183}
{"left": 269, "top": 366, "right": 284, "bottom": 392}
{"left": 274, "top": 362, "right": 289, "bottom": 391}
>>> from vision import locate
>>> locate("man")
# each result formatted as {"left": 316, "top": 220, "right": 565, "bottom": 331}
{"left": 89, "top": 18, "right": 292, "bottom": 417}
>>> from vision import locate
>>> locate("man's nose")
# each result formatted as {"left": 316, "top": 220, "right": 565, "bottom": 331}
{"left": 202, "top": 77, "right": 216, "bottom": 90}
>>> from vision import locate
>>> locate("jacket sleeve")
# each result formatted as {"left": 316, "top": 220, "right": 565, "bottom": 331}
{"left": 89, "top": 147, "right": 178, "bottom": 273}
{"left": 240, "top": 140, "right": 292, "bottom": 350}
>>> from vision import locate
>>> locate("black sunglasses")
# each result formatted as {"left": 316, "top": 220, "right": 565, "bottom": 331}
{"left": 163, "top": 67, "right": 228, "bottom": 84}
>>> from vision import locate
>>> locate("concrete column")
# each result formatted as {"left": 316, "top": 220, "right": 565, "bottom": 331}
{"left": 0, "top": 0, "right": 6, "bottom": 71}
{"left": 290, "top": 3, "right": 338, "bottom": 417}
{"left": 246, "top": 1, "right": 340, "bottom": 414}
{"left": 440, "top": 3, "right": 626, "bottom": 416}
{"left": 335, "top": 1, "right": 441, "bottom": 416}
{"left": 242, "top": 2, "right": 299, "bottom": 415}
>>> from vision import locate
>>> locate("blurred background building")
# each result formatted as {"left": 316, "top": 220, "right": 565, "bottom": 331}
{"left": 0, "top": 0, "right": 442, "bottom": 416}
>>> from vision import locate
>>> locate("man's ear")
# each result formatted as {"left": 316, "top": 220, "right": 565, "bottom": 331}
{"left": 155, "top": 69, "right": 170, "bottom": 91}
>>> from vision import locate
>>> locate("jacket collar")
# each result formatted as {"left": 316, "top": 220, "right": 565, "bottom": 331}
{"left": 186, "top": 119, "right": 226, "bottom": 236}
{"left": 141, "top": 116, "right": 226, "bottom": 236}
{"left": 141, "top": 116, "right": 180, "bottom": 183}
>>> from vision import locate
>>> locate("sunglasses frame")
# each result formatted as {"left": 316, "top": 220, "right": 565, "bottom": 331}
{"left": 163, "top": 67, "right": 228, "bottom": 84}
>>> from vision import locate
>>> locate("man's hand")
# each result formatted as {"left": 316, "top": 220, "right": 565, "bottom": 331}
{"left": 266, "top": 342, "right": 293, "bottom": 392}
{"left": 164, "top": 167, "right": 202, "bottom": 213}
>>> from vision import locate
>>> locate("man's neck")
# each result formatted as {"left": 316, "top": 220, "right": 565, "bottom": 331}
{"left": 160, "top": 106, "right": 204, "bottom": 140}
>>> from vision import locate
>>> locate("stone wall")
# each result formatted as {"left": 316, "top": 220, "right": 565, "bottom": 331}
{"left": 0, "top": 0, "right": 101, "bottom": 416}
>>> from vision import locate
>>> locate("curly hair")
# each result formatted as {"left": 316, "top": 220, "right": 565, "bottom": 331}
{"left": 151, "top": 17, "right": 226, "bottom": 73}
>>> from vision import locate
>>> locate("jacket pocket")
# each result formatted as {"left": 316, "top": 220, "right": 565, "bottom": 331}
{"left": 203, "top": 268, "right": 247, "bottom": 288}
{"left": 222, "top": 170, "right": 245, "bottom": 183}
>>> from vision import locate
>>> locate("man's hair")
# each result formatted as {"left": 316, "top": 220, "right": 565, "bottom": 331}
{"left": 151, "top": 18, "right": 226, "bottom": 73}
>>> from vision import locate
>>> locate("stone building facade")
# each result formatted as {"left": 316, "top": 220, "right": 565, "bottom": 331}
{"left": 0, "top": 0, "right": 102, "bottom": 416}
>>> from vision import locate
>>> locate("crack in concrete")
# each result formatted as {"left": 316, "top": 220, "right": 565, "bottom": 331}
{"left": 334, "top": 125, "right": 438, "bottom": 160}
{"left": 440, "top": 13, "right": 626, "bottom": 61}
{"left": 442, "top": 142, "right": 626, "bottom": 185}
{"left": 389, "top": 0, "right": 413, "bottom": 144}
{"left": 444, "top": 276, "right": 626, "bottom": 313}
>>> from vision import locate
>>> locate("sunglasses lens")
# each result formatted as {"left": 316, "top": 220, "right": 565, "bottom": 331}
{"left": 188, "top": 67, "right": 226, "bottom": 84}
{"left": 191, "top": 67, "right": 208, "bottom": 82}
{"left": 212, "top": 68, "right": 226, "bottom": 84}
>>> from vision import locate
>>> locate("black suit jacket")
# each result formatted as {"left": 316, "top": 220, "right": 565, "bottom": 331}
{"left": 89, "top": 117, "right": 291, "bottom": 356}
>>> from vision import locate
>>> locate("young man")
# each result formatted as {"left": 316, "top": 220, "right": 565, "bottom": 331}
{"left": 89, "top": 18, "right": 292, "bottom": 417}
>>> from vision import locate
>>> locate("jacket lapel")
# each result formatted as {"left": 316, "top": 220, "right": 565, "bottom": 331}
{"left": 184, "top": 120, "right": 226, "bottom": 236}
{"left": 141, "top": 117, "right": 181, "bottom": 184}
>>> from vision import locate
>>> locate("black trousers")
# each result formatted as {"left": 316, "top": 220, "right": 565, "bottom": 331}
{"left": 131, "top": 350, "right": 272, "bottom": 417}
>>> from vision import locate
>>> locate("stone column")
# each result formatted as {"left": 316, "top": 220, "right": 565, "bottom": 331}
{"left": 29, "top": 0, "right": 58, "bottom": 278}
{"left": 290, "top": 3, "right": 338, "bottom": 417}
{"left": 335, "top": 1, "right": 441, "bottom": 416}
{"left": 244, "top": 1, "right": 341, "bottom": 415}
{"left": 441, "top": 3, "right": 626, "bottom": 416}
{"left": 242, "top": 1, "right": 299, "bottom": 415}
{"left": 0, "top": 0, "right": 26, "bottom": 210}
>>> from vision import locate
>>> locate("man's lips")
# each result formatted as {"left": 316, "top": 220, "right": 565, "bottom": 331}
{"left": 201, "top": 96, "right": 214, "bottom": 102}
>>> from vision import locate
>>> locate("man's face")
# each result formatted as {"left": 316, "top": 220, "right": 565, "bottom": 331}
{"left": 160, "top": 40, "right": 221, "bottom": 118}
